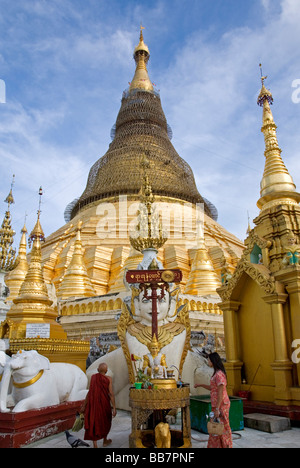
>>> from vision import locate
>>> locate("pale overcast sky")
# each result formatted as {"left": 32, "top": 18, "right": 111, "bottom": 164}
{"left": 0, "top": 0, "right": 300, "bottom": 246}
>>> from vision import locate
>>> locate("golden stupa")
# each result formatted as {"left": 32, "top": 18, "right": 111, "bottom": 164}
{"left": 33, "top": 29, "right": 244, "bottom": 345}
{"left": 2, "top": 30, "right": 243, "bottom": 350}
{"left": 0, "top": 205, "right": 90, "bottom": 371}
{"left": 218, "top": 74, "right": 300, "bottom": 411}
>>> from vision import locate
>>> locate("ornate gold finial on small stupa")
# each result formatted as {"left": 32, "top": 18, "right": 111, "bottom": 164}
{"left": 57, "top": 221, "right": 96, "bottom": 300}
{"left": 256, "top": 67, "right": 300, "bottom": 211}
{"left": 0, "top": 176, "right": 17, "bottom": 272}
{"left": 129, "top": 26, "right": 153, "bottom": 92}
{"left": 129, "top": 154, "right": 168, "bottom": 253}
{"left": 14, "top": 210, "right": 50, "bottom": 306}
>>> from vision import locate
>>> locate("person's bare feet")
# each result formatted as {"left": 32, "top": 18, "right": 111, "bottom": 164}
{"left": 103, "top": 438, "right": 112, "bottom": 447}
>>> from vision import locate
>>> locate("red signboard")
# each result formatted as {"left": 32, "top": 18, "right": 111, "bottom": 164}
{"left": 125, "top": 269, "right": 182, "bottom": 284}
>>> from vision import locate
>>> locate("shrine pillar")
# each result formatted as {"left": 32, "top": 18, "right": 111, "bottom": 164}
{"left": 220, "top": 300, "right": 243, "bottom": 396}
{"left": 275, "top": 266, "right": 300, "bottom": 385}
{"left": 263, "top": 292, "right": 293, "bottom": 405}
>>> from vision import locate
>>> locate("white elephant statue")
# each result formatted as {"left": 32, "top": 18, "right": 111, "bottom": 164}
{"left": 0, "top": 350, "right": 88, "bottom": 413}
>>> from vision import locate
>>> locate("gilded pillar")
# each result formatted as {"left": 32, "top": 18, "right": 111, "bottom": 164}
{"left": 263, "top": 293, "right": 293, "bottom": 404}
{"left": 219, "top": 300, "right": 242, "bottom": 395}
{"left": 275, "top": 266, "right": 300, "bottom": 384}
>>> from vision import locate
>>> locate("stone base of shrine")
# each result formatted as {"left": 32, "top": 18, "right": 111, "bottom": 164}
{"left": 243, "top": 400, "right": 300, "bottom": 423}
{"left": 0, "top": 400, "right": 83, "bottom": 448}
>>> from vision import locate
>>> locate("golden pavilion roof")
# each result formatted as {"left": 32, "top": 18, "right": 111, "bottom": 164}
{"left": 67, "top": 29, "right": 217, "bottom": 222}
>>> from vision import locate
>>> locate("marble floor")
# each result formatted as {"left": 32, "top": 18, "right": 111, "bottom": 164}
{"left": 24, "top": 410, "right": 300, "bottom": 449}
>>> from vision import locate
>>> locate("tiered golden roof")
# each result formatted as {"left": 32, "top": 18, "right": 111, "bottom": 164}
{"left": 67, "top": 29, "right": 217, "bottom": 222}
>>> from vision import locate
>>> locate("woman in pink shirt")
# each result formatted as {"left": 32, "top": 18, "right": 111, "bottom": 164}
{"left": 195, "top": 352, "right": 232, "bottom": 448}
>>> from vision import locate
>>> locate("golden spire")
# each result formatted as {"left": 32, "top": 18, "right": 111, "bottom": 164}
{"left": 129, "top": 155, "right": 168, "bottom": 252}
{"left": 257, "top": 69, "right": 300, "bottom": 211}
{"left": 5, "top": 222, "right": 29, "bottom": 302}
{"left": 13, "top": 214, "right": 50, "bottom": 306}
{"left": 57, "top": 221, "right": 96, "bottom": 300}
{"left": 129, "top": 26, "right": 153, "bottom": 92}
{"left": 0, "top": 176, "right": 17, "bottom": 272}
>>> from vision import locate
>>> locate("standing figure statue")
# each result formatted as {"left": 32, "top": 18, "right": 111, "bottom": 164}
{"left": 143, "top": 335, "right": 167, "bottom": 379}
{"left": 282, "top": 232, "right": 300, "bottom": 266}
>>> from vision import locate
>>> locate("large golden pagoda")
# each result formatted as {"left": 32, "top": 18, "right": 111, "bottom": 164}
{"left": 218, "top": 75, "right": 300, "bottom": 411}
{"left": 30, "top": 29, "right": 244, "bottom": 344}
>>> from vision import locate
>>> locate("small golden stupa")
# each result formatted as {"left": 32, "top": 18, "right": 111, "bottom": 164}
{"left": 0, "top": 193, "right": 90, "bottom": 371}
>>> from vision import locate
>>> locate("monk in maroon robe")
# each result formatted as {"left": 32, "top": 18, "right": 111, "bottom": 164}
{"left": 82, "top": 363, "right": 117, "bottom": 448}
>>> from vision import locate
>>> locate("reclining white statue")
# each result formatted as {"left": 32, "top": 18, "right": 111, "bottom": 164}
{"left": 0, "top": 349, "right": 88, "bottom": 413}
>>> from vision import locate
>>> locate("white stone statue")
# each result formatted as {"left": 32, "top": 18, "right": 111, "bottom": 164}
{"left": 0, "top": 340, "right": 13, "bottom": 409}
{"left": 87, "top": 279, "right": 212, "bottom": 410}
{"left": 0, "top": 350, "right": 88, "bottom": 413}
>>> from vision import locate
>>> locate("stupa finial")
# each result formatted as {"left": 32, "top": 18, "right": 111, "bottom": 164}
{"left": 129, "top": 154, "right": 167, "bottom": 253}
{"left": 129, "top": 27, "right": 153, "bottom": 92}
{"left": 0, "top": 176, "right": 17, "bottom": 271}
{"left": 4, "top": 174, "right": 15, "bottom": 208}
{"left": 256, "top": 71, "right": 300, "bottom": 211}
{"left": 28, "top": 188, "right": 45, "bottom": 247}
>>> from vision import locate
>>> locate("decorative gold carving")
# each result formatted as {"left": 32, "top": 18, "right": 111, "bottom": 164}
{"left": 117, "top": 303, "right": 136, "bottom": 383}
{"left": 161, "top": 270, "right": 175, "bottom": 283}
{"left": 217, "top": 257, "right": 276, "bottom": 301}
{"left": 244, "top": 232, "right": 272, "bottom": 254}
{"left": 9, "top": 338, "right": 90, "bottom": 355}
{"left": 128, "top": 322, "right": 185, "bottom": 349}
{"left": 129, "top": 386, "right": 190, "bottom": 409}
